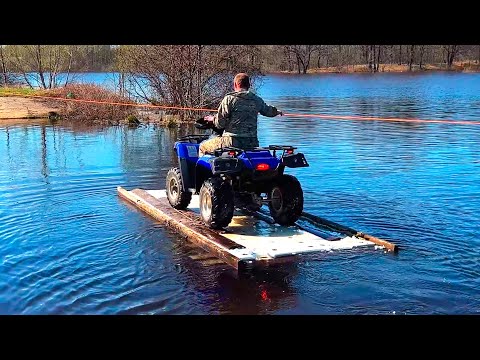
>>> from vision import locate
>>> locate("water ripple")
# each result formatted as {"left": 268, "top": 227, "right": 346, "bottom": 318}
{"left": 1, "top": 73, "right": 480, "bottom": 314}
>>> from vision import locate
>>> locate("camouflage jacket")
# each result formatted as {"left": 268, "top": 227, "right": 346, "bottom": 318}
{"left": 213, "top": 90, "right": 279, "bottom": 138}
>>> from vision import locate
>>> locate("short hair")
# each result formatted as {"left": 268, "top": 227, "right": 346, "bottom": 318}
{"left": 234, "top": 73, "right": 250, "bottom": 89}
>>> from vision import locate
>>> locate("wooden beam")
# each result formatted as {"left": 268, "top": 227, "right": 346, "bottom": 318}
{"left": 117, "top": 186, "right": 251, "bottom": 270}
{"left": 300, "top": 212, "right": 398, "bottom": 252}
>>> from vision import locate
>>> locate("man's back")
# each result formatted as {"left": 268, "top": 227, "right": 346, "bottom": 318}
{"left": 214, "top": 90, "right": 279, "bottom": 139}
{"left": 198, "top": 73, "right": 282, "bottom": 156}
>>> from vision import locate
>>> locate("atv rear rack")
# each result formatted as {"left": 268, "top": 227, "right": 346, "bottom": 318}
{"left": 254, "top": 145, "right": 297, "bottom": 151}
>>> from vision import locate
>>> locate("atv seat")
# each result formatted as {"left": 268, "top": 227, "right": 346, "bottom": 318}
{"left": 204, "top": 147, "right": 244, "bottom": 157}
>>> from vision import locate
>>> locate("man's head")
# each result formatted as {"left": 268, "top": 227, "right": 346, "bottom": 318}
{"left": 233, "top": 73, "right": 250, "bottom": 91}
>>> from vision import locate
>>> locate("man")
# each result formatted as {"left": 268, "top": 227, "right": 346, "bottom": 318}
{"left": 198, "top": 73, "right": 283, "bottom": 156}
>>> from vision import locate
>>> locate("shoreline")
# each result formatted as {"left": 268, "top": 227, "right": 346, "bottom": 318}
{"left": 47, "top": 61, "right": 480, "bottom": 75}
{"left": 0, "top": 95, "right": 189, "bottom": 126}
{"left": 4, "top": 61, "right": 480, "bottom": 77}
{"left": 0, "top": 96, "right": 61, "bottom": 120}
{"left": 266, "top": 62, "right": 480, "bottom": 74}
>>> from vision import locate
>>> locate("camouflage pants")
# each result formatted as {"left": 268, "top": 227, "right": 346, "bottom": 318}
{"left": 198, "top": 136, "right": 259, "bottom": 156}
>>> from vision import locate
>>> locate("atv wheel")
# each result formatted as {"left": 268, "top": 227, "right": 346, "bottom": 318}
{"left": 166, "top": 167, "right": 192, "bottom": 209}
{"left": 199, "top": 177, "right": 234, "bottom": 229}
{"left": 268, "top": 174, "right": 304, "bottom": 225}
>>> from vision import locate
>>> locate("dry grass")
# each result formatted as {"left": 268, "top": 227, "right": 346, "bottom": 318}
{"left": 0, "top": 87, "right": 44, "bottom": 97}
{"left": 42, "top": 84, "right": 138, "bottom": 125}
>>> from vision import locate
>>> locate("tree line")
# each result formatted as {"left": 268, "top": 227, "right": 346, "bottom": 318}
{"left": 260, "top": 45, "right": 480, "bottom": 73}
{"left": 1, "top": 45, "right": 479, "bottom": 118}
{"left": 0, "top": 45, "right": 114, "bottom": 87}
{"left": 2, "top": 45, "right": 479, "bottom": 86}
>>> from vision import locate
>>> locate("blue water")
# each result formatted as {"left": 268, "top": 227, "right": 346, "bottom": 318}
{"left": 1, "top": 73, "right": 480, "bottom": 314}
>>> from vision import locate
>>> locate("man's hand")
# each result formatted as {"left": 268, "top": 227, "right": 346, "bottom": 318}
{"left": 277, "top": 110, "right": 283, "bottom": 116}
{"left": 204, "top": 115, "right": 215, "bottom": 122}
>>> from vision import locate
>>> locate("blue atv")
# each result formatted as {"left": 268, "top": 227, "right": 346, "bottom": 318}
{"left": 166, "top": 118, "right": 309, "bottom": 229}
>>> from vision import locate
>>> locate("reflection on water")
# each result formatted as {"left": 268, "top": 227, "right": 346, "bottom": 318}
{"left": 1, "top": 73, "right": 480, "bottom": 314}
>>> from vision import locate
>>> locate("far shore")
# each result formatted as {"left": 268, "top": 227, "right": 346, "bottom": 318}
{"left": 267, "top": 61, "right": 480, "bottom": 74}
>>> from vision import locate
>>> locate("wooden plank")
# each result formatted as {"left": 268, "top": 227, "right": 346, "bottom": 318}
{"left": 300, "top": 212, "right": 398, "bottom": 252}
{"left": 117, "top": 186, "right": 250, "bottom": 270}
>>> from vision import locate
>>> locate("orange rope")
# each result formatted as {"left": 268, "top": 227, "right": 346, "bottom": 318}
{"left": 8, "top": 93, "right": 480, "bottom": 126}
{"left": 283, "top": 112, "right": 480, "bottom": 126}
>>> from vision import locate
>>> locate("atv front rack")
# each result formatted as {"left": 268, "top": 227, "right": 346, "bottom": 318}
{"left": 178, "top": 134, "right": 209, "bottom": 144}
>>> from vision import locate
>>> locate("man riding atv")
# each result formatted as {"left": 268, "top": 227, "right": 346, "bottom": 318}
{"left": 198, "top": 73, "right": 283, "bottom": 156}
{"left": 166, "top": 72, "right": 308, "bottom": 230}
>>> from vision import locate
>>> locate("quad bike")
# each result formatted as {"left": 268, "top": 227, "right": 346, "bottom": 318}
{"left": 165, "top": 117, "right": 309, "bottom": 229}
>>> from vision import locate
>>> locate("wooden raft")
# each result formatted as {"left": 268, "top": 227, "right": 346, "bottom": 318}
{"left": 117, "top": 187, "right": 397, "bottom": 270}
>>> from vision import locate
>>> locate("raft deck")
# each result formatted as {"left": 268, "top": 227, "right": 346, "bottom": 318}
{"left": 117, "top": 187, "right": 397, "bottom": 270}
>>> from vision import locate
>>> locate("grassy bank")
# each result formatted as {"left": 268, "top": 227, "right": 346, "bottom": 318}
{"left": 0, "top": 85, "right": 187, "bottom": 126}
{"left": 0, "top": 87, "right": 60, "bottom": 120}
{"left": 0, "top": 87, "right": 44, "bottom": 97}
{"left": 0, "top": 85, "right": 137, "bottom": 123}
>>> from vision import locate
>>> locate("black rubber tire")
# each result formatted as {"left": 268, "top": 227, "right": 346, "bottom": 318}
{"left": 166, "top": 167, "right": 192, "bottom": 209}
{"left": 199, "top": 177, "right": 234, "bottom": 229}
{"left": 268, "top": 174, "right": 304, "bottom": 225}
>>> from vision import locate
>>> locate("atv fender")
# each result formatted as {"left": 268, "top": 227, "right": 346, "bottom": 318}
{"left": 179, "top": 157, "right": 194, "bottom": 191}
{"left": 281, "top": 153, "right": 309, "bottom": 168}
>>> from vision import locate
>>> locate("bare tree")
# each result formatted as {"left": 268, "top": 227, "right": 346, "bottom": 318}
{"left": 418, "top": 45, "right": 425, "bottom": 69}
{"left": 116, "top": 45, "right": 262, "bottom": 119}
{"left": 408, "top": 45, "right": 415, "bottom": 71}
{"left": 0, "top": 45, "right": 8, "bottom": 86}
{"left": 443, "top": 45, "right": 459, "bottom": 69}
{"left": 336, "top": 45, "right": 342, "bottom": 70}
{"left": 366, "top": 45, "right": 381, "bottom": 72}
{"left": 284, "top": 45, "right": 317, "bottom": 74}
{"left": 282, "top": 46, "right": 295, "bottom": 71}
{"left": 375, "top": 45, "right": 382, "bottom": 72}
{"left": 316, "top": 45, "right": 328, "bottom": 68}
{"left": 8, "top": 45, "right": 77, "bottom": 89}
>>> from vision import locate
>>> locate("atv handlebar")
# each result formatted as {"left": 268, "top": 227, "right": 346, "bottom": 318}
{"left": 195, "top": 117, "right": 224, "bottom": 135}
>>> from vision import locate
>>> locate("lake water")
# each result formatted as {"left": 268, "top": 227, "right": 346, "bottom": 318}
{"left": 1, "top": 73, "right": 480, "bottom": 314}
